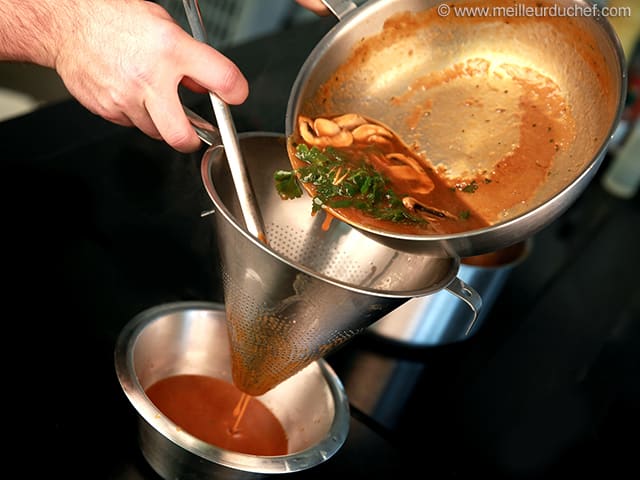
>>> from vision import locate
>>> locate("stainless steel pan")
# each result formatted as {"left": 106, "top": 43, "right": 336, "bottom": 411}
{"left": 286, "top": 0, "right": 627, "bottom": 256}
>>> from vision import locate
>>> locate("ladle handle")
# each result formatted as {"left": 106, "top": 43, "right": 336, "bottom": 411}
{"left": 321, "top": 0, "right": 358, "bottom": 19}
{"left": 182, "top": 0, "right": 268, "bottom": 243}
{"left": 445, "top": 277, "right": 483, "bottom": 336}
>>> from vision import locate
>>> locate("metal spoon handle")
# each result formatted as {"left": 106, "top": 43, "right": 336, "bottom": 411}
{"left": 182, "top": 0, "right": 268, "bottom": 243}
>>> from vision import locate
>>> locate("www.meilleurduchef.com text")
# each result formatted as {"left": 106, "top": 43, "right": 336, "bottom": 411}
{"left": 436, "top": 3, "right": 632, "bottom": 18}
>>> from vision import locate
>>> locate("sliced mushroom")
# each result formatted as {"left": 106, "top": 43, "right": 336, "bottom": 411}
{"left": 313, "top": 118, "right": 341, "bottom": 137}
{"left": 299, "top": 115, "right": 353, "bottom": 147}
{"left": 386, "top": 153, "right": 427, "bottom": 175}
{"left": 325, "top": 130, "right": 354, "bottom": 147}
{"left": 352, "top": 124, "right": 393, "bottom": 142}
{"left": 333, "top": 113, "right": 367, "bottom": 130}
{"left": 299, "top": 116, "right": 321, "bottom": 145}
{"left": 366, "top": 134, "right": 393, "bottom": 146}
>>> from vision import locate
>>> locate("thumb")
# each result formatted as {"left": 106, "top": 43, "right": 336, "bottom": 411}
{"left": 182, "top": 41, "right": 249, "bottom": 105}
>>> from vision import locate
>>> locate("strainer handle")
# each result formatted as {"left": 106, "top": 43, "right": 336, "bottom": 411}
{"left": 184, "top": 106, "right": 222, "bottom": 147}
{"left": 445, "top": 277, "right": 483, "bottom": 336}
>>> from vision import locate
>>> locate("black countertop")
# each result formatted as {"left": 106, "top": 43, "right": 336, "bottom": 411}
{"left": 2, "top": 15, "right": 638, "bottom": 479}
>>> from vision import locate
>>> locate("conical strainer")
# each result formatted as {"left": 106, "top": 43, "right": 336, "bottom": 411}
{"left": 201, "top": 133, "right": 481, "bottom": 395}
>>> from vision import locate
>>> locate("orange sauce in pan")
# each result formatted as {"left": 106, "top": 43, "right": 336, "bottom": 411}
{"left": 287, "top": 129, "right": 490, "bottom": 235}
{"left": 293, "top": 0, "right": 589, "bottom": 235}
{"left": 298, "top": 65, "right": 575, "bottom": 234}
{"left": 145, "top": 374, "right": 288, "bottom": 456}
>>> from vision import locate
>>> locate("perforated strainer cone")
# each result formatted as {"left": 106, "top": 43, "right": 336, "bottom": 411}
{"left": 201, "top": 133, "right": 466, "bottom": 396}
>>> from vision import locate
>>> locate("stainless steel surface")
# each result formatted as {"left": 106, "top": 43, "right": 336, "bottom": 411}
{"left": 183, "top": 0, "right": 267, "bottom": 243}
{"left": 443, "top": 276, "right": 483, "bottom": 335}
{"left": 114, "top": 301, "right": 350, "bottom": 478}
{"left": 321, "top": 0, "right": 358, "bottom": 18}
{"left": 369, "top": 240, "right": 531, "bottom": 345}
{"left": 288, "top": 0, "right": 627, "bottom": 256}
{"left": 184, "top": 106, "right": 222, "bottom": 147}
{"left": 200, "top": 133, "right": 482, "bottom": 395}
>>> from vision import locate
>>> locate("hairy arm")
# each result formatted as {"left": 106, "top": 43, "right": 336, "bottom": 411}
{"left": 0, "top": 0, "right": 329, "bottom": 152}
{"left": 0, "top": 0, "right": 66, "bottom": 65}
{"left": 0, "top": 0, "right": 248, "bottom": 152}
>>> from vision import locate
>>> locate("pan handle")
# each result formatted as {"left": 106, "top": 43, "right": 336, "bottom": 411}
{"left": 445, "top": 277, "right": 483, "bottom": 336}
{"left": 184, "top": 106, "right": 222, "bottom": 147}
{"left": 321, "top": 0, "right": 358, "bottom": 20}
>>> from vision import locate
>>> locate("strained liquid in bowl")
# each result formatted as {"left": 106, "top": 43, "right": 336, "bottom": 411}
{"left": 145, "top": 374, "right": 288, "bottom": 456}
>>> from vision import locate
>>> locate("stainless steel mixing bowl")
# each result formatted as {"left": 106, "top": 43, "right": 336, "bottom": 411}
{"left": 114, "top": 301, "right": 350, "bottom": 478}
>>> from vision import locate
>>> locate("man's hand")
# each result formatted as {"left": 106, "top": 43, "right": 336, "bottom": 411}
{"left": 295, "top": 0, "right": 331, "bottom": 16}
{"left": 0, "top": 0, "right": 331, "bottom": 153}
{"left": 53, "top": 0, "right": 248, "bottom": 153}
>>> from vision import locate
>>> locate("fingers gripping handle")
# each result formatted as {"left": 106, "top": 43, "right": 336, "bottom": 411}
{"left": 184, "top": 106, "right": 222, "bottom": 147}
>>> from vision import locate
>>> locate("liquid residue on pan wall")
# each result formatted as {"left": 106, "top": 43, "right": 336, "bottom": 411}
{"left": 294, "top": 0, "right": 617, "bottom": 231}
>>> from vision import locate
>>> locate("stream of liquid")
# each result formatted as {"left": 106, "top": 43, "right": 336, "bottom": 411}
{"left": 231, "top": 391, "right": 252, "bottom": 434}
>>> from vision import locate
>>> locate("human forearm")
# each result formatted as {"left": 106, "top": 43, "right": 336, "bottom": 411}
{"left": 0, "top": 0, "right": 324, "bottom": 153}
{"left": 0, "top": 0, "right": 249, "bottom": 152}
{"left": 0, "top": 0, "right": 73, "bottom": 66}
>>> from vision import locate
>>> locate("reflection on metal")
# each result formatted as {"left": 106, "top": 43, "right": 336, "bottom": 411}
{"left": 339, "top": 351, "right": 424, "bottom": 430}
{"left": 369, "top": 241, "right": 532, "bottom": 346}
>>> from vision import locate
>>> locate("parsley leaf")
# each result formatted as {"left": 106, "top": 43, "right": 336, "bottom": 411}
{"left": 274, "top": 144, "right": 427, "bottom": 225}
{"left": 274, "top": 170, "right": 303, "bottom": 199}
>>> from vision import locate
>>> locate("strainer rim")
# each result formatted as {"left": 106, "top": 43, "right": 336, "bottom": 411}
{"left": 200, "top": 132, "right": 461, "bottom": 299}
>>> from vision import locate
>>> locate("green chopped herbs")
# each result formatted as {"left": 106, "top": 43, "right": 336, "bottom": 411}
{"left": 274, "top": 144, "right": 425, "bottom": 224}
{"left": 274, "top": 143, "right": 480, "bottom": 226}
{"left": 461, "top": 180, "right": 479, "bottom": 193}
{"left": 274, "top": 170, "right": 303, "bottom": 199}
